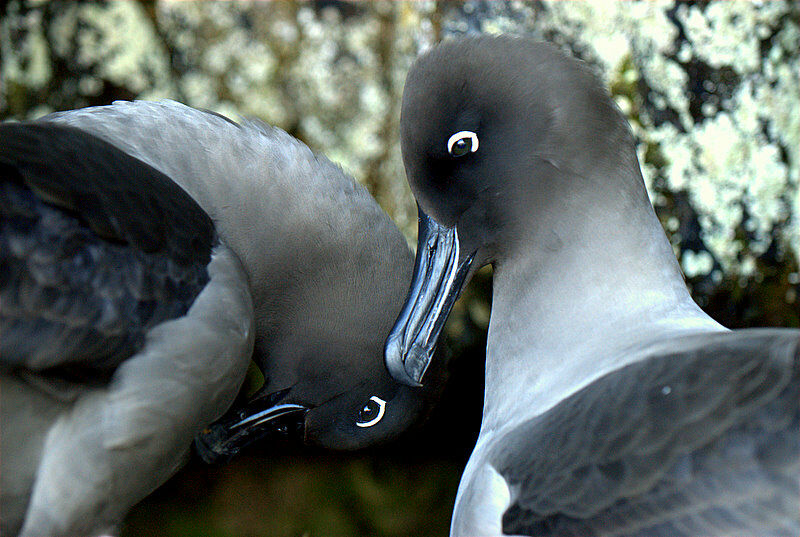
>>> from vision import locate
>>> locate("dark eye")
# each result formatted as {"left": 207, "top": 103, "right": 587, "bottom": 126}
{"left": 447, "top": 130, "right": 479, "bottom": 157}
{"left": 356, "top": 395, "right": 386, "bottom": 428}
{"left": 358, "top": 401, "right": 378, "bottom": 422}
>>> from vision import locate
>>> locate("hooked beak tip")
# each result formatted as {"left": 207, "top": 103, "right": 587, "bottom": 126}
{"left": 195, "top": 423, "right": 235, "bottom": 464}
{"left": 194, "top": 399, "right": 309, "bottom": 464}
{"left": 385, "top": 336, "right": 423, "bottom": 387}
{"left": 405, "top": 344, "right": 431, "bottom": 385}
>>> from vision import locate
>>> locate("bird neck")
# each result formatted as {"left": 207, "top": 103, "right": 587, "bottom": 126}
{"left": 479, "top": 168, "right": 725, "bottom": 434}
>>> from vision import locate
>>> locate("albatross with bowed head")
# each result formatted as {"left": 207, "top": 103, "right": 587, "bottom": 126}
{"left": 385, "top": 35, "right": 799, "bottom": 536}
{"left": 1, "top": 101, "right": 440, "bottom": 536}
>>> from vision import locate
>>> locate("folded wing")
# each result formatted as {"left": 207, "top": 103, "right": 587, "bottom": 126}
{"left": 496, "top": 330, "right": 800, "bottom": 536}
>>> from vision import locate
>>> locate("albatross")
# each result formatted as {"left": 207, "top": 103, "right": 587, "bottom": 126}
{"left": 385, "top": 35, "right": 799, "bottom": 536}
{"left": 1, "top": 100, "right": 439, "bottom": 536}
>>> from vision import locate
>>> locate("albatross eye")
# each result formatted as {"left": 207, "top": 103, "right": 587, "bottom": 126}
{"left": 447, "top": 131, "right": 479, "bottom": 157}
{"left": 356, "top": 395, "right": 387, "bottom": 428}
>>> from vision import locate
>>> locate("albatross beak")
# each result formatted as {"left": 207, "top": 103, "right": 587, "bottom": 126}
{"left": 195, "top": 388, "right": 308, "bottom": 464}
{"left": 385, "top": 207, "right": 476, "bottom": 387}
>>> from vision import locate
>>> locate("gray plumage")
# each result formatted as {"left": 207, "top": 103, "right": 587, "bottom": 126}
{"left": 2, "top": 243, "right": 252, "bottom": 537}
{"left": 385, "top": 35, "right": 799, "bottom": 536}
{"left": 1, "top": 123, "right": 213, "bottom": 373}
{"left": 497, "top": 330, "right": 798, "bottom": 536}
{"left": 1, "top": 100, "right": 426, "bottom": 536}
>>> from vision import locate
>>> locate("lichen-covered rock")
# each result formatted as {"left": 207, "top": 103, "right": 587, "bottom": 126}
{"left": 2, "top": 0, "right": 796, "bottom": 327}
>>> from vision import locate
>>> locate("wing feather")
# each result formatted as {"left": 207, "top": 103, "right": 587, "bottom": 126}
{"left": 0, "top": 122, "right": 215, "bottom": 373}
{"left": 496, "top": 330, "right": 799, "bottom": 536}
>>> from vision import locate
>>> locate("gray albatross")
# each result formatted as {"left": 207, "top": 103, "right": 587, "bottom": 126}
{"left": 385, "top": 35, "right": 799, "bottom": 536}
{"left": 1, "top": 100, "right": 439, "bottom": 536}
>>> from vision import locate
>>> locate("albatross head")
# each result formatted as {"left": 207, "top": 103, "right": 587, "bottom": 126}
{"left": 386, "top": 35, "right": 645, "bottom": 387}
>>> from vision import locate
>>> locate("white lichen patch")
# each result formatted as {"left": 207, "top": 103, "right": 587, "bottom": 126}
{"left": 180, "top": 72, "right": 218, "bottom": 109}
{"left": 1, "top": 5, "right": 52, "bottom": 90}
{"left": 677, "top": 2, "right": 759, "bottom": 71}
{"left": 682, "top": 250, "right": 715, "bottom": 278}
{"left": 78, "top": 2, "right": 171, "bottom": 94}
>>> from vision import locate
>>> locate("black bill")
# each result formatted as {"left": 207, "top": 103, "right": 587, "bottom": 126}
{"left": 194, "top": 387, "right": 308, "bottom": 464}
{"left": 385, "top": 208, "right": 475, "bottom": 387}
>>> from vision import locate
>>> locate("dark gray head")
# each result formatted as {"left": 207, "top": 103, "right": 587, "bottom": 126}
{"left": 191, "top": 117, "right": 445, "bottom": 460}
{"left": 385, "top": 35, "right": 644, "bottom": 386}
{"left": 249, "top": 218, "right": 446, "bottom": 451}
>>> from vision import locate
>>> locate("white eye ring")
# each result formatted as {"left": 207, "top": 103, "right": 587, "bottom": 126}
{"left": 447, "top": 130, "right": 479, "bottom": 155}
{"left": 356, "top": 395, "right": 386, "bottom": 428}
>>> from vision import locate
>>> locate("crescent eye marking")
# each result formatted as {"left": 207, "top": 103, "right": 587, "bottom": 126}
{"left": 356, "top": 395, "right": 387, "bottom": 428}
{"left": 447, "top": 130, "right": 479, "bottom": 157}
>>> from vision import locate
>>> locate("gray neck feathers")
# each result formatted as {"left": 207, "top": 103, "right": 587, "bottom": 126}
{"left": 482, "top": 154, "right": 725, "bottom": 434}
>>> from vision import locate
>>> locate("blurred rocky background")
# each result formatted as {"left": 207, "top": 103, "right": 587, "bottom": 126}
{"left": 1, "top": 1, "right": 798, "bottom": 535}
